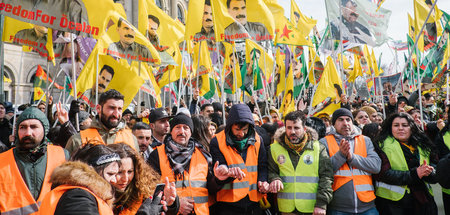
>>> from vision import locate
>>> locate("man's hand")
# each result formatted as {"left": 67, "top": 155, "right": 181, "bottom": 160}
{"left": 339, "top": 139, "right": 352, "bottom": 160}
{"left": 138, "top": 109, "right": 150, "bottom": 118}
{"left": 417, "top": 160, "right": 435, "bottom": 179}
{"left": 258, "top": 181, "right": 269, "bottom": 193}
{"left": 179, "top": 197, "right": 194, "bottom": 215}
{"left": 340, "top": 94, "right": 348, "bottom": 104}
{"left": 228, "top": 166, "right": 246, "bottom": 180}
{"left": 297, "top": 98, "right": 307, "bottom": 112}
{"left": 437, "top": 119, "right": 445, "bottom": 131}
{"left": 313, "top": 207, "right": 326, "bottom": 215}
{"left": 48, "top": 95, "right": 53, "bottom": 105}
{"left": 163, "top": 177, "right": 176, "bottom": 206}
{"left": 213, "top": 161, "right": 230, "bottom": 181}
{"left": 268, "top": 180, "right": 284, "bottom": 193}
{"left": 56, "top": 102, "right": 69, "bottom": 124}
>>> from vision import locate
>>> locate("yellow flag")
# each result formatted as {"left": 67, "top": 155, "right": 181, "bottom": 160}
{"left": 210, "top": 0, "right": 243, "bottom": 42}
{"left": 279, "top": 66, "right": 295, "bottom": 117}
{"left": 308, "top": 46, "right": 322, "bottom": 84}
{"left": 290, "top": 0, "right": 317, "bottom": 36}
{"left": 338, "top": 53, "right": 351, "bottom": 70}
{"left": 192, "top": 41, "right": 212, "bottom": 96}
{"left": 313, "top": 103, "right": 341, "bottom": 117}
{"left": 348, "top": 55, "right": 362, "bottom": 83}
{"left": 246, "top": 0, "right": 275, "bottom": 40}
{"left": 414, "top": 0, "right": 428, "bottom": 52}
{"left": 77, "top": 54, "right": 145, "bottom": 109}
{"left": 96, "top": 11, "right": 161, "bottom": 66}
{"left": 312, "top": 56, "right": 342, "bottom": 107}
{"left": 130, "top": 61, "right": 161, "bottom": 106}
{"left": 371, "top": 49, "right": 380, "bottom": 76}
{"left": 185, "top": 0, "right": 206, "bottom": 41}
{"left": 223, "top": 42, "right": 241, "bottom": 94}
{"left": 363, "top": 45, "right": 373, "bottom": 75}
{"left": 275, "top": 48, "right": 286, "bottom": 96}
{"left": 245, "top": 39, "right": 274, "bottom": 81}
{"left": 275, "top": 16, "right": 313, "bottom": 46}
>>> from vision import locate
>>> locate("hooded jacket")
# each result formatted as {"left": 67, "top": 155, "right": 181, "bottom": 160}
{"left": 268, "top": 127, "right": 333, "bottom": 210}
{"left": 65, "top": 117, "right": 139, "bottom": 154}
{"left": 209, "top": 104, "right": 268, "bottom": 210}
{"left": 319, "top": 125, "right": 381, "bottom": 213}
{"left": 43, "top": 161, "right": 114, "bottom": 215}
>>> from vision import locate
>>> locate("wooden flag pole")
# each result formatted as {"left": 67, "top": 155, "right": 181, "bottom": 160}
{"left": 177, "top": 41, "right": 187, "bottom": 109}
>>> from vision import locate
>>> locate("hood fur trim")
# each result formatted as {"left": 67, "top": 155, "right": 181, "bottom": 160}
{"left": 50, "top": 161, "right": 114, "bottom": 202}
{"left": 274, "top": 126, "right": 319, "bottom": 143}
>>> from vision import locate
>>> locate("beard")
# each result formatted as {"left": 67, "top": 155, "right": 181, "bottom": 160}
{"left": 17, "top": 136, "right": 40, "bottom": 151}
{"left": 288, "top": 134, "right": 303, "bottom": 144}
{"left": 101, "top": 111, "right": 120, "bottom": 129}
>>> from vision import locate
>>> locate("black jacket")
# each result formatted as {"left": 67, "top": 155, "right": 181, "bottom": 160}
{"left": 0, "top": 118, "right": 12, "bottom": 148}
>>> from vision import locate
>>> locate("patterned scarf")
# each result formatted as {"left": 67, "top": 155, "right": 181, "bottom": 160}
{"left": 284, "top": 133, "right": 309, "bottom": 153}
{"left": 165, "top": 136, "right": 212, "bottom": 181}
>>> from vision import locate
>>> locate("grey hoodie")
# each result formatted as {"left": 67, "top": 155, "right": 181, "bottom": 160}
{"left": 319, "top": 125, "right": 381, "bottom": 213}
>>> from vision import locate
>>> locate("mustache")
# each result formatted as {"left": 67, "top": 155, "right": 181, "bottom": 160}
{"left": 177, "top": 134, "right": 186, "bottom": 138}
{"left": 124, "top": 34, "right": 134, "bottom": 39}
{"left": 205, "top": 18, "right": 212, "bottom": 22}
{"left": 98, "top": 84, "right": 106, "bottom": 89}
{"left": 20, "top": 136, "right": 36, "bottom": 144}
{"left": 236, "top": 14, "right": 246, "bottom": 19}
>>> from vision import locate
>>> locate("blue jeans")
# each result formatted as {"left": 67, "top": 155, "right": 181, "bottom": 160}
{"left": 328, "top": 207, "right": 379, "bottom": 215}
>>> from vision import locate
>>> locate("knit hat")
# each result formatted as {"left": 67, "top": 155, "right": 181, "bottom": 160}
{"left": 16, "top": 107, "right": 50, "bottom": 138}
{"left": 170, "top": 114, "right": 194, "bottom": 132}
{"left": 331, "top": 108, "right": 354, "bottom": 125}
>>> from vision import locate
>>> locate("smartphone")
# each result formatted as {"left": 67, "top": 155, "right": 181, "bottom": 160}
{"left": 152, "top": 183, "right": 165, "bottom": 200}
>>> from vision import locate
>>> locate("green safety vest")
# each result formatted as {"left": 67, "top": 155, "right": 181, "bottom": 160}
{"left": 270, "top": 140, "right": 320, "bottom": 213}
{"left": 375, "top": 136, "right": 432, "bottom": 201}
{"left": 442, "top": 132, "right": 450, "bottom": 194}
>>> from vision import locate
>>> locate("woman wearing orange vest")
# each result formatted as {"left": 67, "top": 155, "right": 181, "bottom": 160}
{"left": 108, "top": 143, "right": 179, "bottom": 215}
{"left": 373, "top": 113, "right": 438, "bottom": 215}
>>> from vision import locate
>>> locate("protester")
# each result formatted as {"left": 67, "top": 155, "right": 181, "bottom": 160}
{"left": 319, "top": 108, "right": 381, "bottom": 214}
{"left": 0, "top": 107, "right": 68, "bottom": 214}
{"left": 268, "top": 111, "right": 333, "bottom": 214}
{"left": 66, "top": 89, "right": 139, "bottom": 154}
{"left": 209, "top": 104, "right": 269, "bottom": 215}
{"left": 149, "top": 107, "right": 171, "bottom": 149}
{"left": 353, "top": 109, "right": 371, "bottom": 129}
{"left": 192, "top": 115, "right": 214, "bottom": 151}
{"left": 108, "top": 143, "right": 179, "bottom": 215}
{"left": 0, "top": 101, "right": 12, "bottom": 149}
{"left": 132, "top": 122, "right": 153, "bottom": 160}
{"left": 373, "top": 113, "right": 438, "bottom": 215}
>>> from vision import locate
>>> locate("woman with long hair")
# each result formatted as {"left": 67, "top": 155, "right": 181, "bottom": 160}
{"left": 108, "top": 143, "right": 178, "bottom": 215}
{"left": 373, "top": 113, "right": 438, "bottom": 215}
{"left": 40, "top": 144, "right": 121, "bottom": 214}
{"left": 192, "top": 115, "right": 213, "bottom": 151}
{"left": 353, "top": 109, "right": 371, "bottom": 129}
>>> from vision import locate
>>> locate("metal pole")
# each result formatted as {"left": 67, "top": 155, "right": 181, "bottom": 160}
{"left": 194, "top": 42, "right": 202, "bottom": 115}
{"left": 71, "top": 36, "right": 79, "bottom": 131}
{"left": 177, "top": 41, "right": 186, "bottom": 108}
{"left": 11, "top": 51, "right": 24, "bottom": 138}
{"left": 36, "top": 69, "right": 64, "bottom": 105}
{"left": 138, "top": 61, "right": 142, "bottom": 114}
{"left": 215, "top": 42, "right": 226, "bottom": 125}
{"left": 95, "top": 53, "right": 99, "bottom": 107}
{"left": 0, "top": 14, "right": 4, "bottom": 102}
{"left": 447, "top": 73, "right": 449, "bottom": 104}
{"left": 377, "top": 76, "right": 386, "bottom": 119}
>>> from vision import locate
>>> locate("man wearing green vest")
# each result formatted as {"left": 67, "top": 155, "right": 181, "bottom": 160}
{"left": 268, "top": 111, "right": 333, "bottom": 215}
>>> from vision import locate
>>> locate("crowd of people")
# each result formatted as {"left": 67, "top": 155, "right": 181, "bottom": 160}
{"left": 1, "top": 88, "right": 450, "bottom": 215}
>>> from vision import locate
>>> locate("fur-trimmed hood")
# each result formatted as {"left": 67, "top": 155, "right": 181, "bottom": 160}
{"left": 49, "top": 161, "right": 114, "bottom": 204}
{"left": 274, "top": 126, "right": 319, "bottom": 143}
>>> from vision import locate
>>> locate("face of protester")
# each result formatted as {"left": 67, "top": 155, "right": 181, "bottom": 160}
{"left": 122, "top": 113, "right": 132, "bottom": 123}
{"left": 342, "top": 1, "right": 359, "bottom": 23}
{"left": 97, "top": 99, "right": 123, "bottom": 129}
{"left": 334, "top": 116, "right": 353, "bottom": 136}
{"left": 0, "top": 105, "right": 5, "bottom": 119}
{"left": 355, "top": 111, "right": 370, "bottom": 126}
{"left": 112, "top": 157, "right": 134, "bottom": 192}
{"left": 411, "top": 112, "right": 422, "bottom": 126}
{"left": 148, "top": 19, "right": 159, "bottom": 37}
{"left": 201, "top": 106, "right": 214, "bottom": 118}
{"left": 117, "top": 21, "right": 136, "bottom": 47}
{"left": 171, "top": 124, "right": 192, "bottom": 146}
{"left": 202, "top": 5, "right": 214, "bottom": 32}
{"left": 271, "top": 112, "right": 279, "bottom": 123}
{"left": 228, "top": 0, "right": 247, "bottom": 25}
{"left": 102, "top": 162, "right": 119, "bottom": 184}
{"left": 285, "top": 119, "right": 305, "bottom": 144}
{"left": 96, "top": 70, "right": 113, "bottom": 94}
{"left": 151, "top": 118, "right": 170, "bottom": 137}
{"left": 367, "top": 112, "right": 378, "bottom": 123}
{"left": 231, "top": 123, "right": 249, "bottom": 141}
{"left": 17, "top": 119, "right": 45, "bottom": 151}
{"left": 37, "top": 104, "right": 46, "bottom": 113}
{"left": 134, "top": 129, "right": 152, "bottom": 152}
{"left": 391, "top": 117, "right": 411, "bottom": 142}
{"left": 209, "top": 124, "right": 216, "bottom": 137}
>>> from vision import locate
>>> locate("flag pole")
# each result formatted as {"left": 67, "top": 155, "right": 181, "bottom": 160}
{"left": 0, "top": 14, "right": 5, "bottom": 102}
{"left": 215, "top": 42, "right": 226, "bottom": 125}
{"left": 138, "top": 61, "right": 142, "bottom": 115}
{"left": 446, "top": 73, "right": 449, "bottom": 105}
{"left": 36, "top": 69, "right": 64, "bottom": 105}
{"left": 45, "top": 62, "right": 50, "bottom": 110}
{"left": 194, "top": 42, "right": 202, "bottom": 115}
{"left": 177, "top": 41, "right": 186, "bottom": 109}
{"left": 377, "top": 76, "right": 386, "bottom": 119}
{"left": 232, "top": 44, "right": 238, "bottom": 103}
{"left": 95, "top": 53, "right": 99, "bottom": 108}
{"left": 70, "top": 35, "right": 79, "bottom": 131}
{"left": 11, "top": 51, "right": 24, "bottom": 142}
{"left": 261, "top": 47, "right": 270, "bottom": 116}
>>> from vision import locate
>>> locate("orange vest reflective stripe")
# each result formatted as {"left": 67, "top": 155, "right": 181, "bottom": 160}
{"left": 39, "top": 185, "right": 113, "bottom": 215}
{"left": 80, "top": 128, "right": 137, "bottom": 151}
{"left": 215, "top": 130, "right": 263, "bottom": 203}
{"left": 326, "top": 135, "right": 375, "bottom": 203}
{"left": 157, "top": 145, "right": 209, "bottom": 215}
{"left": 0, "top": 145, "right": 66, "bottom": 214}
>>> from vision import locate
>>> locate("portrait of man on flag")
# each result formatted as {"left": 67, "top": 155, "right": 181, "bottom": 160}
{"left": 193, "top": 0, "right": 216, "bottom": 48}
{"left": 79, "top": 64, "right": 115, "bottom": 107}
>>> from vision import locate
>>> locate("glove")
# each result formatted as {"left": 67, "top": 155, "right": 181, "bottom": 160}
{"left": 136, "top": 196, "right": 165, "bottom": 215}
{"left": 69, "top": 99, "right": 81, "bottom": 120}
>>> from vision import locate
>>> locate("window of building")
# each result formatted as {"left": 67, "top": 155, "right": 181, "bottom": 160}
{"left": 177, "top": 4, "right": 184, "bottom": 24}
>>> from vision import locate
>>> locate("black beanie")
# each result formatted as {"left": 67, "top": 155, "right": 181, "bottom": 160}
{"left": 331, "top": 108, "right": 354, "bottom": 125}
{"left": 170, "top": 114, "right": 194, "bottom": 132}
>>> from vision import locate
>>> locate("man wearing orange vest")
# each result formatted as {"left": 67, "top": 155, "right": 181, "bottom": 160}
{"left": 66, "top": 89, "right": 139, "bottom": 154}
{"left": 319, "top": 108, "right": 381, "bottom": 214}
{"left": 209, "top": 104, "right": 269, "bottom": 215}
{"left": 148, "top": 113, "right": 223, "bottom": 215}
{"left": 0, "top": 107, "right": 68, "bottom": 214}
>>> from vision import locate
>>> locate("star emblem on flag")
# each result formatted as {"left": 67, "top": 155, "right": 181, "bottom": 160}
{"left": 280, "top": 24, "right": 293, "bottom": 40}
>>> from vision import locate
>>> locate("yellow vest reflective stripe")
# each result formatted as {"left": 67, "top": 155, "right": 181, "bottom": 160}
{"left": 270, "top": 140, "right": 320, "bottom": 213}
{"left": 375, "top": 136, "right": 430, "bottom": 201}
{"left": 442, "top": 132, "right": 450, "bottom": 195}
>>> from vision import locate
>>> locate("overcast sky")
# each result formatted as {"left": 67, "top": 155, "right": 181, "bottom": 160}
{"left": 278, "top": 0, "right": 450, "bottom": 73}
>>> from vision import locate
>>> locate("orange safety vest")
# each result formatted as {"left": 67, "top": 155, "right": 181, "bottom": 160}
{"left": 157, "top": 145, "right": 210, "bottom": 215}
{"left": 215, "top": 130, "right": 263, "bottom": 203}
{"left": 325, "top": 135, "right": 376, "bottom": 203}
{"left": 0, "top": 145, "right": 66, "bottom": 214}
{"left": 116, "top": 195, "right": 143, "bottom": 215}
{"left": 80, "top": 128, "right": 137, "bottom": 151}
{"left": 39, "top": 185, "right": 113, "bottom": 215}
